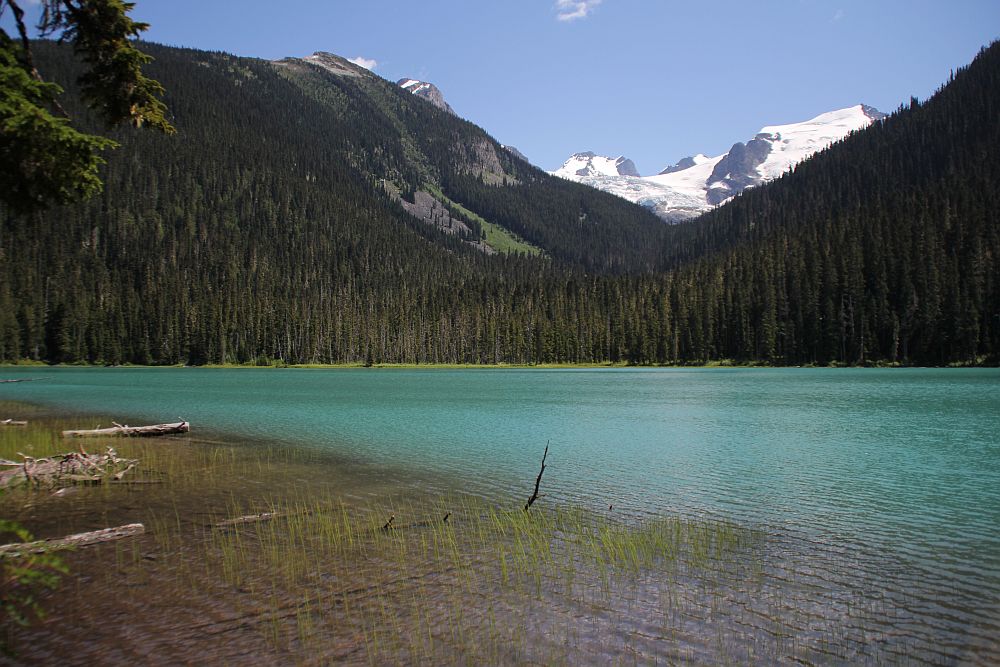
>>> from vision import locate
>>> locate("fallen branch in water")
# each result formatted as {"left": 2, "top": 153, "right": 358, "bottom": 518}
{"left": 0, "top": 523, "right": 145, "bottom": 558}
{"left": 213, "top": 510, "right": 314, "bottom": 528}
{"left": 524, "top": 442, "right": 549, "bottom": 511}
{"left": 0, "top": 448, "right": 140, "bottom": 489}
{"left": 62, "top": 421, "right": 189, "bottom": 438}
{"left": 1, "top": 419, "right": 27, "bottom": 426}
{"left": 0, "top": 377, "right": 48, "bottom": 384}
{"left": 215, "top": 507, "right": 451, "bottom": 533}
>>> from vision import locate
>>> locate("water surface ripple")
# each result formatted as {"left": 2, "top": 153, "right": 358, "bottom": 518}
{"left": 3, "top": 366, "right": 999, "bottom": 663}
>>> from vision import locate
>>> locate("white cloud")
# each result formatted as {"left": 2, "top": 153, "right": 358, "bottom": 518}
{"left": 833, "top": 9, "right": 845, "bottom": 21}
{"left": 556, "top": 0, "right": 602, "bottom": 22}
{"left": 347, "top": 56, "right": 377, "bottom": 71}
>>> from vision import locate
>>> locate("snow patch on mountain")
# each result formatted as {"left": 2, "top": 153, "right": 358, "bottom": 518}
{"left": 552, "top": 104, "right": 882, "bottom": 222}
{"left": 553, "top": 152, "right": 640, "bottom": 178}
{"left": 754, "top": 105, "right": 877, "bottom": 181}
{"left": 396, "top": 78, "right": 455, "bottom": 115}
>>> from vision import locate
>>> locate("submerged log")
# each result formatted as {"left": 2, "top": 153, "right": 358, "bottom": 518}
{"left": 215, "top": 511, "right": 285, "bottom": 528}
{"left": 213, "top": 508, "right": 317, "bottom": 529}
{"left": 1, "top": 419, "right": 28, "bottom": 426}
{"left": 0, "top": 523, "right": 145, "bottom": 558}
{"left": 62, "top": 421, "right": 189, "bottom": 438}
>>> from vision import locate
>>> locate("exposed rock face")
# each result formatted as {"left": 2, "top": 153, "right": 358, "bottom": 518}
{"left": 299, "top": 52, "right": 369, "bottom": 78}
{"left": 553, "top": 104, "right": 886, "bottom": 222}
{"left": 502, "top": 145, "right": 531, "bottom": 165}
{"left": 397, "top": 78, "right": 455, "bottom": 115}
{"left": 452, "top": 138, "right": 513, "bottom": 185}
{"left": 658, "top": 156, "right": 701, "bottom": 175}
{"left": 862, "top": 104, "right": 888, "bottom": 121}
{"left": 614, "top": 157, "right": 641, "bottom": 177}
{"left": 556, "top": 152, "right": 641, "bottom": 178}
{"left": 705, "top": 135, "right": 774, "bottom": 205}
{"left": 398, "top": 191, "right": 495, "bottom": 254}
{"left": 400, "top": 191, "right": 472, "bottom": 236}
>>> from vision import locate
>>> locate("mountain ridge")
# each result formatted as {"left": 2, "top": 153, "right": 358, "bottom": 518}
{"left": 397, "top": 77, "right": 455, "bottom": 115}
{"left": 1, "top": 40, "right": 995, "bottom": 367}
{"left": 553, "top": 104, "right": 884, "bottom": 221}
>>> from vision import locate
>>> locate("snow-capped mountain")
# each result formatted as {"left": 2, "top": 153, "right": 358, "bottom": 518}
{"left": 552, "top": 104, "right": 886, "bottom": 222}
{"left": 397, "top": 78, "right": 455, "bottom": 115}
{"left": 554, "top": 151, "right": 640, "bottom": 178}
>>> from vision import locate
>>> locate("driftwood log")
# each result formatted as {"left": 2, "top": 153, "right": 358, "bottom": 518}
{"left": 0, "top": 448, "right": 139, "bottom": 489}
{"left": 62, "top": 421, "right": 189, "bottom": 438}
{"left": 0, "top": 523, "right": 145, "bottom": 558}
{"left": 1, "top": 419, "right": 27, "bottom": 426}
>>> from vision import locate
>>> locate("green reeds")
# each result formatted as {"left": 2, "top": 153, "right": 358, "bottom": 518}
{"left": 202, "top": 492, "right": 765, "bottom": 663}
{"left": 2, "top": 406, "right": 889, "bottom": 664}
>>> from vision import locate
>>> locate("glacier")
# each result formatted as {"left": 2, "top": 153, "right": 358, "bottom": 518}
{"left": 552, "top": 104, "right": 885, "bottom": 222}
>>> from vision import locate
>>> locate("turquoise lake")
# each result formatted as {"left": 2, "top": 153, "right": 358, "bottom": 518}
{"left": 3, "top": 366, "right": 999, "bottom": 661}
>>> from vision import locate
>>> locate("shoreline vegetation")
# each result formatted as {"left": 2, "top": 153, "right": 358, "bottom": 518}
{"left": 2, "top": 357, "right": 995, "bottom": 370}
{"left": 0, "top": 400, "right": 917, "bottom": 663}
{"left": 4, "top": 43, "right": 997, "bottom": 372}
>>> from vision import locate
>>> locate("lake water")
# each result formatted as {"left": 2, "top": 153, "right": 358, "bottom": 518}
{"left": 3, "top": 366, "right": 999, "bottom": 662}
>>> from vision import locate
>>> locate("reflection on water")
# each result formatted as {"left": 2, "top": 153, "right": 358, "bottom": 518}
{"left": 1, "top": 368, "right": 999, "bottom": 663}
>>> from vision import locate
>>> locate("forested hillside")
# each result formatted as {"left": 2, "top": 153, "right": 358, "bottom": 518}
{"left": 0, "top": 41, "right": 996, "bottom": 366}
{"left": 653, "top": 43, "right": 999, "bottom": 365}
{"left": 272, "top": 51, "right": 673, "bottom": 273}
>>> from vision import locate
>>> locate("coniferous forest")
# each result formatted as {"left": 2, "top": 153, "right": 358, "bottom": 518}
{"left": 1, "top": 41, "right": 997, "bottom": 366}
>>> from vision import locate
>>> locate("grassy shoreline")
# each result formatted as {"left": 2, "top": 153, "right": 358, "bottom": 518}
{"left": 0, "top": 397, "right": 974, "bottom": 663}
{"left": 0, "top": 403, "right": 776, "bottom": 663}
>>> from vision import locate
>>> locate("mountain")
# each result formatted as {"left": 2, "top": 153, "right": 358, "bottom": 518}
{"left": 501, "top": 145, "right": 532, "bottom": 165}
{"left": 394, "top": 80, "right": 533, "bottom": 169}
{"left": 553, "top": 104, "right": 885, "bottom": 222}
{"left": 0, "top": 41, "right": 671, "bottom": 366}
{"left": 553, "top": 152, "right": 640, "bottom": 178}
{"left": 651, "top": 45, "right": 999, "bottom": 365}
{"left": 280, "top": 51, "right": 670, "bottom": 271}
{"left": 658, "top": 154, "right": 712, "bottom": 175}
{"left": 397, "top": 78, "right": 455, "bottom": 115}
{"left": 1, "top": 41, "right": 995, "bottom": 368}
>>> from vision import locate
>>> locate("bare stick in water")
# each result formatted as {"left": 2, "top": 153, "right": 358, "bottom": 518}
{"left": 524, "top": 442, "right": 549, "bottom": 511}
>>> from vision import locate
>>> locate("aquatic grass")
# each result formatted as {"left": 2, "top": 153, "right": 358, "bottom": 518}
{"left": 1, "top": 405, "right": 914, "bottom": 664}
{"left": 198, "top": 492, "right": 770, "bottom": 663}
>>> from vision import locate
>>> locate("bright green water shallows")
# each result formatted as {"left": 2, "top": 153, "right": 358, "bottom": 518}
{"left": 3, "top": 366, "right": 999, "bottom": 662}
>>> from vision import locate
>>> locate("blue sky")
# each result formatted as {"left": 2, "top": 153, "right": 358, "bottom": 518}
{"left": 7, "top": 0, "right": 999, "bottom": 173}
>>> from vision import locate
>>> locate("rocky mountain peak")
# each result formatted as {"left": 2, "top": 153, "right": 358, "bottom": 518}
{"left": 397, "top": 78, "right": 455, "bottom": 115}
{"left": 554, "top": 152, "right": 640, "bottom": 178}
{"left": 502, "top": 145, "right": 532, "bottom": 165}
{"left": 553, "top": 104, "right": 886, "bottom": 222}
{"left": 658, "top": 154, "right": 710, "bottom": 176}
{"left": 300, "top": 52, "right": 370, "bottom": 78}
{"left": 861, "top": 104, "right": 888, "bottom": 122}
